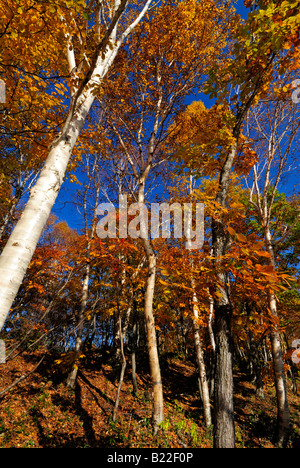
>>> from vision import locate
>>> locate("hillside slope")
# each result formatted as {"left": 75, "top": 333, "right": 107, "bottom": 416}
{"left": 0, "top": 350, "right": 299, "bottom": 448}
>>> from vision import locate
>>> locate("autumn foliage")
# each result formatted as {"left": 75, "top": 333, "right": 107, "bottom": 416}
{"left": 0, "top": 0, "right": 300, "bottom": 449}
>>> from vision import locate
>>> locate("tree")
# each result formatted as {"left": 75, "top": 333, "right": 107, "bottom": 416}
{"left": 170, "top": 0, "right": 300, "bottom": 446}
{"left": 66, "top": 151, "right": 101, "bottom": 389}
{"left": 0, "top": 0, "right": 153, "bottom": 332}
{"left": 242, "top": 80, "right": 300, "bottom": 446}
{"left": 0, "top": 1, "right": 70, "bottom": 241}
{"left": 98, "top": 0, "right": 233, "bottom": 432}
{"left": 205, "top": 0, "right": 300, "bottom": 447}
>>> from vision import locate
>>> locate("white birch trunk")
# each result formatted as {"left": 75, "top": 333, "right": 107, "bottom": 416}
{"left": 0, "top": 86, "right": 94, "bottom": 331}
{"left": 187, "top": 251, "right": 211, "bottom": 424}
{"left": 264, "top": 225, "right": 290, "bottom": 447}
{"left": 138, "top": 181, "right": 164, "bottom": 433}
{"left": 186, "top": 176, "right": 212, "bottom": 427}
{"left": 67, "top": 160, "right": 101, "bottom": 388}
{"left": 192, "top": 295, "right": 212, "bottom": 427}
{"left": 208, "top": 293, "right": 216, "bottom": 352}
{"left": 0, "top": 0, "right": 152, "bottom": 331}
{"left": 249, "top": 125, "right": 291, "bottom": 446}
{"left": 113, "top": 314, "right": 127, "bottom": 421}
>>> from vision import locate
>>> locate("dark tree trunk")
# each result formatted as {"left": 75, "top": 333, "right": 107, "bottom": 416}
{"left": 213, "top": 302, "right": 235, "bottom": 448}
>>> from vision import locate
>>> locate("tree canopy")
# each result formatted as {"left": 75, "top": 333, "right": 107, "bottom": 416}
{"left": 0, "top": 0, "right": 299, "bottom": 449}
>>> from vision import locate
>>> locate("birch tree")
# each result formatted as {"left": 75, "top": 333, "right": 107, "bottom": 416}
{"left": 100, "top": 0, "right": 232, "bottom": 432}
{"left": 66, "top": 151, "right": 101, "bottom": 389}
{"left": 203, "top": 0, "right": 300, "bottom": 448}
{"left": 0, "top": 0, "right": 153, "bottom": 332}
{"left": 243, "top": 83, "right": 300, "bottom": 447}
{"left": 186, "top": 176, "right": 212, "bottom": 427}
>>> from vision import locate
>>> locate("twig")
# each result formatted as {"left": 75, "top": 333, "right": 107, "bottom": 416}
{"left": 0, "top": 354, "right": 45, "bottom": 398}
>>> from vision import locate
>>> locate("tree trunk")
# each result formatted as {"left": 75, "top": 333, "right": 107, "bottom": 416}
{"left": 249, "top": 331, "right": 265, "bottom": 399}
{"left": 66, "top": 265, "right": 89, "bottom": 389}
{"left": 114, "top": 302, "right": 132, "bottom": 363}
{"left": 192, "top": 302, "right": 212, "bottom": 427}
{"left": 67, "top": 173, "right": 100, "bottom": 389}
{"left": 0, "top": 0, "right": 153, "bottom": 332}
{"left": 269, "top": 322, "right": 290, "bottom": 447}
{"left": 0, "top": 65, "right": 106, "bottom": 332}
{"left": 142, "top": 240, "right": 164, "bottom": 433}
{"left": 0, "top": 106, "right": 92, "bottom": 331}
{"left": 0, "top": 196, "right": 19, "bottom": 241}
{"left": 66, "top": 333, "right": 83, "bottom": 390}
{"left": 213, "top": 300, "right": 235, "bottom": 448}
{"left": 210, "top": 61, "right": 276, "bottom": 447}
{"left": 208, "top": 293, "right": 216, "bottom": 352}
{"left": 131, "top": 317, "right": 139, "bottom": 397}
{"left": 186, "top": 176, "right": 211, "bottom": 427}
{"left": 246, "top": 302, "right": 264, "bottom": 398}
{"left": 211, "top": 142, "right": 238, "bottom": 448}
{"left": 264, "top": 226, "right": 290, "bottom": 447}
{"left": 136, "top": 178, "right": 164, "bottom": 433}
{"left": 113, "top": 315, "right": 127, "bottom": 421}
{"left": 211, "top": 218, "right": 236, "bottom": 450}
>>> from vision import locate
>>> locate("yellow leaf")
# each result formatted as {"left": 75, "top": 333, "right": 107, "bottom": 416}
{"left": 236, "top": 232, "right": 247, "bottom": 243}
{"left": 159, "top": 279, "right": 169, "bottom": 286}
{"left": 227, "top": 226, "right": 236, "bottom": 236}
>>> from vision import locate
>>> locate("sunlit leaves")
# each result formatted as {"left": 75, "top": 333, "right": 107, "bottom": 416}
{"left": 205, "top": 0, "right": 300, "bottom": 109}
{"left": 171, "top": 101, "right": 236, "bottom": 175}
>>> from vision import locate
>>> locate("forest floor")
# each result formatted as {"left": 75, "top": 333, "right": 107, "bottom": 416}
{"left": 0, "top": 349, "right": 299, "bottom": 448}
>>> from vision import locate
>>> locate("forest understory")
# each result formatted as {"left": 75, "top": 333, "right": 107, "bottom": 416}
{"left": 0, "top": 349, "right": 299, "bottom": 449}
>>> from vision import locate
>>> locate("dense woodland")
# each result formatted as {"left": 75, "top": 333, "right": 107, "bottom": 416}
{"left": 0, "top": 0, "right": 300, "bottom": 449}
